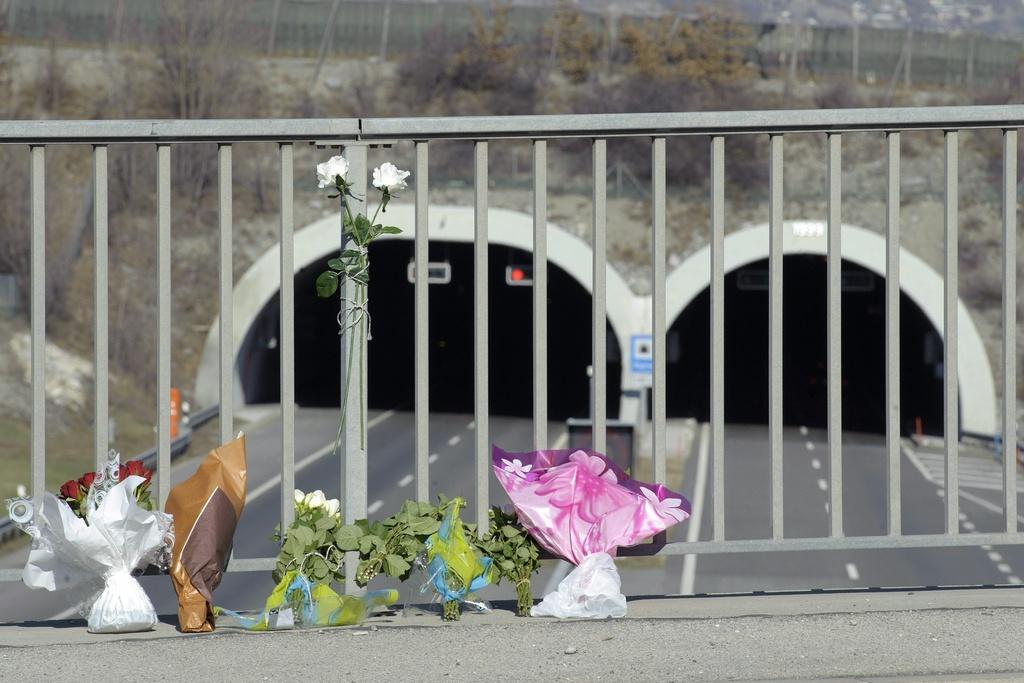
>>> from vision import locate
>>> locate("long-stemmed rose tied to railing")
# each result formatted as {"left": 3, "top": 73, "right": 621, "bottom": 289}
{"left": 314, "top": 156, "right": 409, "bottom": 452}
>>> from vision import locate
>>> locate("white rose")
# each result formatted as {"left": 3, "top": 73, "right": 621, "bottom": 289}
{"left": 305, "top": 490, "right": 327, "bottom": 509}
{"left": 317, "top": 155, "right": 349, "bottom": 188}
{"left": 372, "top": 162, "right": 410, "bottom": 193}
{"left": 325, "top": 498, "right": 341, "bottom": 517}
{"left": 294, "top": 489, "right": 305, "bottom": 505}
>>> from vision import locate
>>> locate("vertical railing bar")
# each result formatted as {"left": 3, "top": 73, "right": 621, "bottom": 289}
{"left": 93, "top": 145, "right": 108, "bottom": 471}
{"left": 279, "top": 143, "right": 295, "bottom": 532}
{"left": 710, "top": 135, "right": 726, "bottom": 542}
{"left": 652, "top": 137, "right": 667, "bottom": 487}
{"left": 769, "top": 134, "right": 784, "bottom": 540}
{"left": 30, "top": 145, "right": 45, "bottom": 497}
{"left": 414, "top": 141, "right": 429, "bottom": 502}
{"left": 592, "top": 138, "right": 607, "bottom": 453}
{"left": 218, "top": 144, "right": 234, "bottom": 446}
{"left": 827, "top": 132, "right": 843, "bottom": 538}
{"left": 1002, "top": 128, "right": 1018, "bottom": 532}
{"left": 885, "top": 131, "right": 902, "bottom": 536}
{"left": 944, "top": 130, "right": 959, "bottom": 534}
{"left": 343, "top": 144, "right": 368, "bottom": 595}
{"left": 156, "top": 144, "right": 171, "bottom": 508}
{"left": 474, "top": 140, "right": 489, "bottom": 533}
{"left": 533, "top": 140, "right": 548, "bottom": 450}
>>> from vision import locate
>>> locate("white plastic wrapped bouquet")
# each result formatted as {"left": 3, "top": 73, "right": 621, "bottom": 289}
{"left": 7, "top": 452, "right": 174, "bottom": 633}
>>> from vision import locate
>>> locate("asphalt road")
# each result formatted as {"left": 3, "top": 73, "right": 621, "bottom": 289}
{"left": 2, "top": 411, "right": 1022, "bottom": 624}
{"left": 665, "top": 423, "right": 1024, "bottom": 595}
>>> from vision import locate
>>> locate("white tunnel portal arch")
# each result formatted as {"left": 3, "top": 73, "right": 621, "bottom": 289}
{"left": 194, "top": 204, "right": 636, "bottom": 412}
{"left": 664, "top": 221, "right": 998, "bottom": 435}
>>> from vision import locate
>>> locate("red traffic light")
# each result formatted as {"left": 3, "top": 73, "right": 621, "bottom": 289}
{"left": 505, "top": 264, "right": 533, "bottom": 286}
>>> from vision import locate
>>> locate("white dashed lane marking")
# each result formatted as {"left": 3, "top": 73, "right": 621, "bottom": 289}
{"left": 817, "top": 478, "right": 828, "bottom": 492}
{"left": 368, "top": 499, "right": 384, "bottom": 515}
{"left": 448, "top": 434, "right": 461, "bottom": 447}
{"left": 811, "top": 458, "right": 821, "bottom": 470}
{"left": 997, "top": 563, "right": 1013, "bottom": 574}
{"left": 989, "top": 552, "right": 1004, "bottom": 563}
{"left": 806, "top": 442, "right": 815, "bottom": 451}
{"left": 398, "top": 473, "right": 413, "bottom": 488}
{"left": 428, "top": 453, "right": 439, "bottom": 464}
{"left": 845, "top": 563, "right": 860, "bottom": 580}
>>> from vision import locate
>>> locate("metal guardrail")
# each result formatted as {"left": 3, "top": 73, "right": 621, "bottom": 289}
{"left": 0, "top": 108, "right": 1020, "bottom": 594}
{"left": 0, "top": 405, "right": 219, "bottom": 546}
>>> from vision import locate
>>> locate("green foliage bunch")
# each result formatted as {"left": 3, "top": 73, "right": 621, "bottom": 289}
{"left": 332, "top": 498, "right": 450, "bottom": 586}
{"left": 474, "top": 506, "right": 541, "bottom": 616}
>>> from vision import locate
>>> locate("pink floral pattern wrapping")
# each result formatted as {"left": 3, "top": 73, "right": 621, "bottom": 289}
{"left": 493, "top": 446, "right": 691, "bottom": 565}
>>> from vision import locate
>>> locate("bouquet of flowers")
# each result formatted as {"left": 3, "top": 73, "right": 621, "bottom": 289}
{"left": 272, "top": 489, "right": 344, "bottom": 587}
{"left": 421, "top": 497, "right": 495, "bottom": 621}
{"left": 473, "top": 506, "right": 541, "bottom": 617}
{"left": 7, "top": 451, "right": 173, "bottom": 633}
{"left": 58, "top": 459, "right": 154, "bottom": 519}
{"left": 216, "top": 487, "right": 397, "bottom": 630}
{"left": 493, "top": 446, "right": 690, "bottom": 618}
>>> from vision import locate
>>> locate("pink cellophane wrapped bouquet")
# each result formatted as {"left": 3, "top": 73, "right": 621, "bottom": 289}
{"left": 493, "top": 445, "right": 691, "bottom": 617}
{"left": 492, "top": 446, "right": 690, "bottom": 564}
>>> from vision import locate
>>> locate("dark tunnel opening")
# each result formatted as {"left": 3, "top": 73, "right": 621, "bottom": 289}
{"left": 239, "top": 240, "right": 622, "bottom": 420}
{"left": 666, "top": 255, "right": 945, "bottom": 435}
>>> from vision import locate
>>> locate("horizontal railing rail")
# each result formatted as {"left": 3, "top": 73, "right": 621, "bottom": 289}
{"left": 1, "top": 106, "right": 1020, "bottom": 596}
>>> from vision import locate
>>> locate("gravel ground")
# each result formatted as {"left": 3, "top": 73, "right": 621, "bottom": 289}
{"left": 3, "top": 606, "right": 1024, "bottom": 682}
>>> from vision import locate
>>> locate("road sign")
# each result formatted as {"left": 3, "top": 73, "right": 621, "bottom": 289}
{"left": 630, "top": 334, "right": 652, "bottom": 386}
{"left": 406, "top": 261, "right": 451, "bottom": 284}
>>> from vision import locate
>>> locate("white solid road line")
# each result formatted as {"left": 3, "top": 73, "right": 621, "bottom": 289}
{"left": 368, "top": 500, "right": 384, "bottom": 515}
{"left": 246, "top": 409, "right": 397, "bottom": 504}
{"left": 680, "top": 423, "right": 710, "bottom": 595}
{"left": 397, "top": 473, "right": 414, "bottom": 488}
{"left": 845, "top": 562, "right": 860, "bottom": 581}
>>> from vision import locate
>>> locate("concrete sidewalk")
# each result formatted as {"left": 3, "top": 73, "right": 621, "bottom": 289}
{"left": 2, "top": 588, "right": 1024, "bottom": 681}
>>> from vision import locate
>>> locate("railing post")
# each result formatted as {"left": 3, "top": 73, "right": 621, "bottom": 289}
{"left": 30, "top": 145, "right": 45, "bottom": 497}
{"left": 342, "top": 143, "right": 368, "bottom": 595}
{"left": 826, "top": 132, "right": 843, "bottom": 538}
{"left": 885, "top": 131, "right": 902, "bottom": 536}
{"left": 94, "top": 145, "right": 108, "bottom": 472}
{"left": 156, "top": 144, "right": 171, "bottom": 509}
{"left": 769, "top": 134, "right": 784, "bottom": 540}
{"left": 533, "top": 139, "right": 548, "bottom": 451}
{"left": 279, "top": 143, "right": 295, "bottom": 533}
{"left": 943, "top": 130, "right": 959, "bottom": 534}
{"left": 474, "top": 140, "right": 489, "bottom": 533}
{"left": 414, "top": 141, "right": 429, "bottom": 503}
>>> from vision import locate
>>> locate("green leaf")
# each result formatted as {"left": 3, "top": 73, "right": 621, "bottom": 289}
{"left": 340, "top": 249, "right": 362, "bottom": 260}
{"left": 384, "top": 554, "right": 411, "bottom": 578}
{"left": 359, "top": 535, "right": 376, "bottom": 555}
{"left": 316, "top": 271, "right": 339, "bottom": 297}
{"left": 378, "top": 225, "right": 402, "bottom": 235}
{"left": 334, "top": 525, "right": 364, "bottom": 551}
{"left": 315, "top": 514, "right": 336, "bottom": 531}
{"left": 291, "top": 525, "right": 314, "bottom": 547}
{"left": 516, "top": 546, "right": 531, "bottom": 559}
{"left": 501, "top": 525, "right": 522, "bottom": 538}
{"left": 327, "top": 257, "right": 345, "bottom": 271}
{"left": 351, "top": 214, "right": 373, "bottom": 244}
{"left": 500, "top": 559, "right": 516, "bottom": 573}
{"left": 310, "top": 556, "right": 329, "bottom": 581}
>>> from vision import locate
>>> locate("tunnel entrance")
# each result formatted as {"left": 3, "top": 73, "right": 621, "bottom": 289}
{"left": 666, "top": 255, "right": 944, "bottom": 434}
{"left": 239, "top": 240, "right": 622, "bottom": 420}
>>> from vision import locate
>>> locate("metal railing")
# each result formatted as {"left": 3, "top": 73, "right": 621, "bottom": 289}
{"left": 0, "top": 106, "right": 1020, "bottom": 594}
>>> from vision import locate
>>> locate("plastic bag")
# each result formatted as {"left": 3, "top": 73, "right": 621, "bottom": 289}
{"left": 530, "top": 552, "right": 627, "bottom": 619}
{"left": 8, "top": 454, "right": 174, "bottom": 633}
{"left": 215, "top": 570, "right": 398, "bottom": 630}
